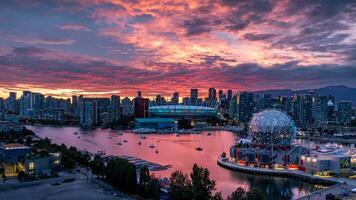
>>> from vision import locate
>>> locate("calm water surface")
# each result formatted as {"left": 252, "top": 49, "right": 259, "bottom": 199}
{"left": 27, "top": 126, "right": 321, "bottom": 199}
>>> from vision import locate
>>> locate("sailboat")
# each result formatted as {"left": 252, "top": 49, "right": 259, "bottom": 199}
{"left": 155, "top": 141, "right": 159, "bottom": 154}
{"left": 195, "top": 138, "right": 203, "bottom": 151}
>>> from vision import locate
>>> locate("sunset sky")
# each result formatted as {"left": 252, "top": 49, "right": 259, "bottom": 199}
{"left": 0, "top": 0, "right": 356, "bottom": 98}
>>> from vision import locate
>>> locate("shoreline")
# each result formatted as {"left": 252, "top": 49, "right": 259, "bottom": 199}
{"left": 217, "top": 157, "right": 341, "bottom": 185}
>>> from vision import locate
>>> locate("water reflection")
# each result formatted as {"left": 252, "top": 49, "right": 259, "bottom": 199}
{"left": 27, "top": 126, "right": 320, "bottom": 199}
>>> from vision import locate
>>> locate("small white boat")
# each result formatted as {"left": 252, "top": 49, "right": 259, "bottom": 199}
{"left": 149, "top": 144, "right": 155, "bottom": 148}
{"left": 117, "top": 142, "right": 122, "bottom": 145}
{"left": 123, "top": 140, "right": 128, "bottom": 143}
{"left": 207, "top": 132, "right": 212, "bottom": 136}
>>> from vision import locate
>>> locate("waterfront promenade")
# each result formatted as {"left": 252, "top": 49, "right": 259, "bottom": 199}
{"left": 217, "top": 158, "right": 340, "bottom": 185}
{"left": 217, "top": 157, "right": 356, "bottom": 199}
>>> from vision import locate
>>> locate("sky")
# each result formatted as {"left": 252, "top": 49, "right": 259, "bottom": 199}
{"left": 0, "top": 0, "right": 356, "bottom": 98}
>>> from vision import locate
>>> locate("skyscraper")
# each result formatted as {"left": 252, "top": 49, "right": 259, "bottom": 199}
{"left": 338, "top": 101, "right": 352, "bottom": 125}
{"left": 122, "top": 97, "right": 134, "bottom": 117}
{"left": 111, "top": 95, "right": 121, "bottom": 122}
{"left": 80, "top": 99, "right": 97, "bottom": 126}
{"left": 292, "top": 94, "right": 304, "bottom": 126}
{"left": 227, "top": 90, "right": 233, "bottom": 102}
{"left": 313, "top": 95, "right": 328, "bottom": 125}
{"left": 190, "top": 89, "right": 198, "bottom": 105}
{"left": 5, "top": 92, "right": 18, "bottom": 114}
{"left": 71, "top": 95, "right": 78, "bottom": 117}
{"left": 208, "top": 88, "right": 217, "bottom": 103}
{"left": 238, "top": 92, "right": 254, "bottom": 123}
{"left": 134, "top": 93, "right": 148, "bottom": 118}
{"left": 171, "top": 92, "right": 179, "bottom": 104}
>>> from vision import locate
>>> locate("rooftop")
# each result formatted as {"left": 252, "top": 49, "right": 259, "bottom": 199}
{"left": 135, "top": 118, "right": 176, "bottom": 123}
{"left": 1, "top": 143, "right": 31, "bottom": 150}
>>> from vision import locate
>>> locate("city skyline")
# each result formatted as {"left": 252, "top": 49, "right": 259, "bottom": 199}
{"left": 0, "top": 1, "right": 356, "bottom": 98}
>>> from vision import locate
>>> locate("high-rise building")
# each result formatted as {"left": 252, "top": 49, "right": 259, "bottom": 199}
{"left": 326, "top": 99, "right": 335, "bottom": 122}
{"left": 0, "top": 98, "right": 4, "bottom": 111}
{"left": 134, "top": 93, "right": 148, "bottom": 118}
{"left": 227, "top": 90, "right": 233, "bottom": 102}
{"left": 208, "top": 88, "right": 217, "bottom": 103}
{"left": 338, "top": 101, "right": 352, "bottom": 125}
{"left": 292, "top": 94, "right": 304, "bottom": 126}
{"left": 228, "top": 94, "right": 238, "bottom": 119}
{"left": 182, "top": 97, "right": 190, "bottom": 105}
{"left": 80, "top": 99, "right": 97, "bottom": 126}
{"left": 71, "top": 95, "right": 78, "bottom": 116}
{"left": 19, "top": 91, "right": 32, "bottom": 118}
{"left": 171, "top": 92, "right": 179, "bottom": 104}
{"left": 5, "top": 92, "right": 18, "bottom": 114}
{"left": 122, "top": 97, "right": 134, "bottom": 117}
{"left": 190, "top": 89, "right": 198, "bottom": 105}
{"left": 111, "top": 95, "right": 121, "bottom": 122}
{"left": 238, "top": 92, "right": 254, "bottom": 123}
{"left": 96, "top": 98, "right": 111, "bottom": 125}
{"left": 313, "top": 95, "right": 328, "bottom": 125}
{"left": 303, "top": 93, "right": 313, "bottom": 127}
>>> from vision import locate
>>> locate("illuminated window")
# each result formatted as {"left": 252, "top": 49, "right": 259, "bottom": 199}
{"left": 29, "top": 162, "right": 35, "bottom": 170}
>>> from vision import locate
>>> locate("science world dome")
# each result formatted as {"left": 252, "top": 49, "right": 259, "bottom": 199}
{"left": 248, "top": 109, "right": 296, "bottom": 146}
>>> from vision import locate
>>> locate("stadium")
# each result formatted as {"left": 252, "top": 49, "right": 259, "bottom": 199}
{"left": 148, "top": 105, "right": 218, "bottom": 119}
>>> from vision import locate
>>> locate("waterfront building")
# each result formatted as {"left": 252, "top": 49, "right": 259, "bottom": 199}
{"left": 19, "top": 91, "right": 32, "bottom": 118}
{"left": 110, "top": 95, "right": 121, "bottom": 122}
{"left": 24, "top": 152, "right": 61, "bottom": 176}
{"left": 135, "top": 118, "right": 176, "bottom": 129}
{"left": 122, "top": 97, "right": 134, "bottom": 117}
{"left": 80, "top": 99, "right": 97, "bottom": 126}
{"left": 338, "top": 101, "right": 352, "bottom": 125}
{"left": 190, "top": 89, "right": 198, "bottom": 105}
{"left": 0, "top": 143, "right": 32, "bottom": 176}
{"left": 149, "top": 105, "right": 217, "bottom": 120}
{"left": 134, "top": 93, "right": 149, "bottom": 118}
{"left": 0, "top": 112, "right": 22, "bottom": 133}
{"left": 95, "top": 98, "right": 111, "bottom": 125}
{"left": 230, "top": 109, "right": 306, "bottom": 169}
{"left": 238, "top": 92, "right": 254, "bottom": 123}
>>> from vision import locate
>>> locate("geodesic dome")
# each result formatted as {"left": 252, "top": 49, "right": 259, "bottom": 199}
{"left": 248, "top": 109, "right": 296, "bottom": 146}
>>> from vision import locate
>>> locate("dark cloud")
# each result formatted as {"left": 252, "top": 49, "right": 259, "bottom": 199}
{"left": 182, "top": 18, "right": 212, "bottom": 36}
{"left": 129, "top": 13, "right": 154, "bottom": 24}
{"left": 243, "top": 33, "right": 276, "bottom": 41}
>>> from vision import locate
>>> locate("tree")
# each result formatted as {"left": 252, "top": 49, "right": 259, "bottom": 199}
{"left": 169, "top": 170, "right": 193, "bottom": 200}
{"left": 246, "top": 188, "right": 267, "bottom": 200}
{"left": 91, "top": 155, "right": 105, "bottom": 178}
{"left": 138, "top": 166, "right": 161, "bottom": 199}
{"left": 17, "top": 171, "right": 28, "bottom": 182}
{"left": 227, "top": 187, "right": 246, "bottom": 200}
{"left": 190, "top": 164, "right": 217, "bottom": 200}
{"left": 138, "top": 165, "right": 151, "bottom": 196}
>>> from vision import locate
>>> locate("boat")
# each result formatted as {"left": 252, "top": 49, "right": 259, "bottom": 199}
{"left": 77, "top": 136, "right": 80, "bottom": 139}
{"left": 117, "top": 142, "right": 122, "bottom": 145}
{"left": 195, "top": 147, "right": 203, "bottom": 151}
{"left": 207, "top": 132, "right": 212, "bottom": 136}
{"left": 138, "top": 141, "right": 142, "bottom": 145}
{"left": 140, "top": 135, "right": 146, "bottom": 139}
{"left": 123, "top": 140, "right": 128, "bottom": 143}
{"left": 117, "top": 131, "right": 124, "bottom": 135}
{"left": 149, "top": 144, "right": 155, "bottom": 148}
{"left": 176, "top": 134, "right": 180, "bottom": 137}
{"left": 155, "top": 149, "right": 159, "bottom": 154}
{"left": 73, "top": 132, "right": 78, "bottom": 135}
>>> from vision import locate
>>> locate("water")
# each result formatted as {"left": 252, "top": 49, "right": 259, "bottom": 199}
{"left": 27, "top": 126, "right": 321, "bottom": 199}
